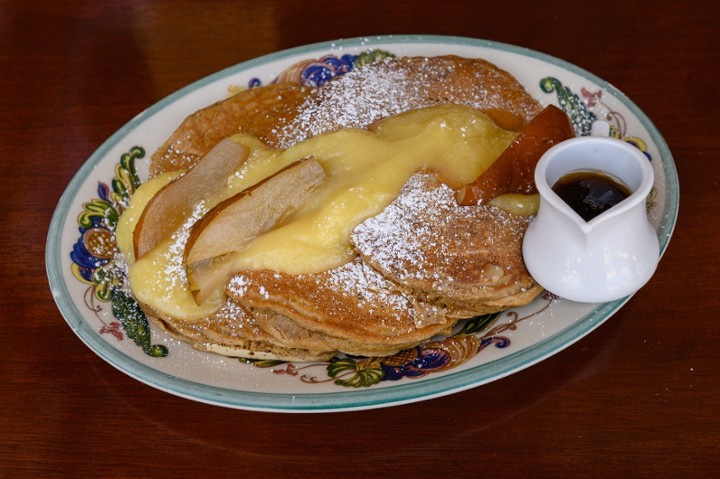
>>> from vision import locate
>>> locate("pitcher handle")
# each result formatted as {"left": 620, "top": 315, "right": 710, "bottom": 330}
{"left": 590, "top": 120, "right": 610, "bottom": 137}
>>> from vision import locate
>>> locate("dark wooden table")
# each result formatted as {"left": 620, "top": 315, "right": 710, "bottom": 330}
{"left": 2, "top": 0, "right": 718, "bottom": 477}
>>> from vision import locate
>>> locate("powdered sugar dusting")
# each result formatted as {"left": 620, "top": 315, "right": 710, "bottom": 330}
{"left": 275, "top": 56, "right": 539, "bottom": 148}
{"left": 352, "top": 174, "right": 462, "bottom": 281}
{"left": 229, "top": 258, "right": 411, "bottom": 316}
{"left": 352, "top": 173, "right": 531, "bottom": 290}
{"left": 135, "top": 54, "right": 543, "bottom": 356}
{"left": 323, "top": 258, "right": 410, "bottom": 314}
{"left": 276, "top": 59, "right": 424, "bottom": 146}
{"left": 211, "top": 299, "right": 260, "bottom": 337}
{"left": 228, "top": 275, "right": 250, "bottom": 297}
{"left": 160, "top": 200, "right": 208, "bottom": 299}
{"left": 227, "top": 257, "right": 437, "bottom": 337}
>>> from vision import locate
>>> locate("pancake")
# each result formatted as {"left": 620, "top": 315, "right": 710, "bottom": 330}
{"left": 131, "top": 54, "right": 547, "bottom": 361}
{"left": 150, "top": 82, "right": 312, "bottom": 176}
{"left": 352, "top": 173, "right": 543, "bottom": 317}
{"left": 221, "top": 172, "right": 542, "bottom": 358}
{"left": 149, "top": 55, "right": 542, "bottom": 175}
{"left": 150, "top": 298, "right": 338, "bottom": 362}
{"left": 276, "top": 55, "right": 542, "bottom": 148}
{"left": 226, "top": 255, "right": 455, "bottom": 358}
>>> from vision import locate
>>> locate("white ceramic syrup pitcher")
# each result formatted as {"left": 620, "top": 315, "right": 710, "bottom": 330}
{"left": 522, "top": 122, "right": 660, "bottom": 303}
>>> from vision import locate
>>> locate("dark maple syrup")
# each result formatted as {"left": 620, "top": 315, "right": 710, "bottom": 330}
{"left": 552, "top": 170, "right": 632, "bottom": 221}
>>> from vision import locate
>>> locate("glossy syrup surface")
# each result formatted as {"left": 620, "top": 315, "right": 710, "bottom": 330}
{"left": 552, "top": 170, "right": 631, "bottom": 221}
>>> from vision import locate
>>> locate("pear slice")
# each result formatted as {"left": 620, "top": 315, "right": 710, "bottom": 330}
{"left": 185, "top": 158, "right": 327, "bottom": 304}
{"left": 133, "top": 138, "right": 248, "bottom": 259}
{"left": 455, "top": 105, "right": 574, "bottom": 205}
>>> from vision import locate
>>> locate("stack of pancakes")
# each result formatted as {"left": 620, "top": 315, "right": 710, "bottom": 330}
{"left": 138, "top": 55, "right": 546, "bottom": 361}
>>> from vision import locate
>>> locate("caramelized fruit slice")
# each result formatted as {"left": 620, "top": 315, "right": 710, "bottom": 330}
{"left": 133, "top": 139, "right": 248, "bottom": 259}
{"left": 185, "top": 158, "right": 327, "bottom": 304}
{"left": 455, "top": 105, "right": 574, "bottom": 206}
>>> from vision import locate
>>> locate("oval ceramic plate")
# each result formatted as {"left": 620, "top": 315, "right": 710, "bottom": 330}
{"left": 46, "top": 35, "right": 678, "bottom": 412}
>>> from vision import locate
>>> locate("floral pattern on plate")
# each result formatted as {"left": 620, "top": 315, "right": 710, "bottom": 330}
{"left": 68, "top": 49, "right": 655, "bottom": 389}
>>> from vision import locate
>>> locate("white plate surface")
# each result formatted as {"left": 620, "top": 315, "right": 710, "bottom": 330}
{"left": 46, "top": 35, "right": 678, "bottom": 412}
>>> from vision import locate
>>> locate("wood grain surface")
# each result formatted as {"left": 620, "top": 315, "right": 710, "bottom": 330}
{"left": 1, "top": 0, "right": 718, "bottom": 477}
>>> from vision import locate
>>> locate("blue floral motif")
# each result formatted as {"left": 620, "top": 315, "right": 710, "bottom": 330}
{"left": 71, "top": 217, "right": 112, "bottom": 282}
{"left": 248, "top": 50, "right": 394, "bottom": 89}
{"left": 381, "top": 347, "right": 451, "bottom": 381}
{"left": 301, "top": 54, "right": 358, "bottom": 87}
{"left": 480, "top": 336, "right": 510, "bottom": 349}
{"left": 378, "top": 336, "right": 512, "bottom": 382}
{"left": 96, "top": 181, "right": 111, "bottom": 202}
{"left": 70, "top": 146, "right": 167, "bottom": 357}
{"left": 69, "top": 50, "right": 625, "bottom": 384}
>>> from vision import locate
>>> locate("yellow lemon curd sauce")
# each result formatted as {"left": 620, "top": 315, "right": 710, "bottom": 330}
{"left": 118, "top": 104, "right": 525, "bottom": 321}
